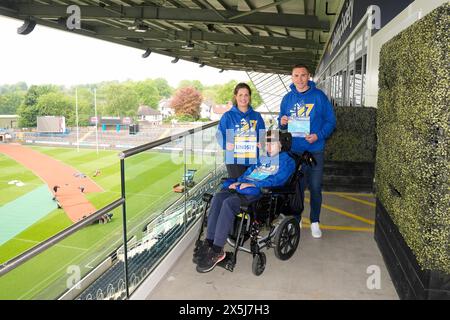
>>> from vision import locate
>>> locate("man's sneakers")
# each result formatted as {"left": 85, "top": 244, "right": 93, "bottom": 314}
{"left": 311, "top": 222, "right": 322, "bottom": 238}
{"left": 196, "top": 247, "right": 226, "bottom": 273}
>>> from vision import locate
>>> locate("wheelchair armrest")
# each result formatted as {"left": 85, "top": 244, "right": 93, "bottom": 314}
{"left": 202, "top": 193, "right": 213, "bottom": 202}
{"left": 239, "top": 204, "right": 251, "bottom": 212}
{"left": 261, "top": 186, "right": 295, "bottom": 195}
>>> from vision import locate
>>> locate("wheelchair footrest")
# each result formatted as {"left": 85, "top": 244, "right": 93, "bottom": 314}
{"left": 217, "top": 252, "right": 235, "bottom": 272}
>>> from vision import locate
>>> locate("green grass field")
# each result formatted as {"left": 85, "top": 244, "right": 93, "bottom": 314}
{"left": 0, "top": 154, "right": 45, "bottom": 206}
{"left": 0, "top": 146, "right": 217, "bottom": 300}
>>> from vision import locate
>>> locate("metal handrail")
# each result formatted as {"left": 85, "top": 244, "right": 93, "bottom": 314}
{"left": 0, "top": 198, "right": 125, "bottom": 277}
{"left": 0, "top": 121, "right": 221, "bottom": 282}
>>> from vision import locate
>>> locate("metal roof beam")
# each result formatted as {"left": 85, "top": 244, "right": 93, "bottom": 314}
{"left": 93, "top": 26, "right": 321, "bottom": 49}
{"left": 228, "top": 0, "right": 294, "bottom": 20}
{"left": 11, "top": 4, "right": 330, "bottom": 30}
{"left": 172, "top": 51, "right": 314, "bottom": 66}
{"left": 135, "top": 39, "right": 315, "bottom": 59}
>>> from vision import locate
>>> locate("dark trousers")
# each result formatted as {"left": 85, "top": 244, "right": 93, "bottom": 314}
{"left": 206, "top": 189, "right": 261, "bottom": 248}
{"left": 298, "top": 151, "right": 324, "bottom": 223}
{"left": 226, "top": 164, "right": 249, "bottom": 179}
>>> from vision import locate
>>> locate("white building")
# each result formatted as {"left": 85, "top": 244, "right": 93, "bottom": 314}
{"left": 210, "top": 102, "right": 232, "bottom": 121}
{"left": 158, "top": 98, "right": 174, "bottom": 119}
{"left": 199, "top": 102, "right": 212, "bottom": 120}
{"left": 137, "top": 105, "right": 162, "bottom": 125}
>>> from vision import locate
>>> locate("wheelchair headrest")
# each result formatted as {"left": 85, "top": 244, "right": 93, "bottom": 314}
{"left": 266, "top": 130, "right": 292, "bottom": 152}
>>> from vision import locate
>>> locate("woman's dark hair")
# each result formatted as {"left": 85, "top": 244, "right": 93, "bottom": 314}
{"left": 232, "top": 82, "right": 252, "bottom": 106}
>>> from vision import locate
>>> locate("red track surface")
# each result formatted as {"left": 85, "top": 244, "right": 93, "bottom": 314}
{"left": 0, "top": 143, "right": 104, "bottom": 222}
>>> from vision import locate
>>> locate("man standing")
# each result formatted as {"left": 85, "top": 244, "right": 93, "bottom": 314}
{"left": 278, "top": 65, "right": 336, "bottom": 238}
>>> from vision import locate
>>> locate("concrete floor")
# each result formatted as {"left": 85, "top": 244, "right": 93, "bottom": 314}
{"left": 146, "top": 192, "right": 398, "bottom": 300}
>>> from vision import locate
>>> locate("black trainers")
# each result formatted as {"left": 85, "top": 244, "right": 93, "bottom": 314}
{"left": 196, "top": 248, "right": 226, "bottom": 273}
{"left": 192, "top": 240, "right": 211, "bottom": 264}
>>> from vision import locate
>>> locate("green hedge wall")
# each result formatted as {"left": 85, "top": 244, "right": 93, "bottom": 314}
{"left": 324, "top": 106, "right": 377, "bottom": 162}
{"left": 376, "top": 3, "right": 449, "bottom": 274}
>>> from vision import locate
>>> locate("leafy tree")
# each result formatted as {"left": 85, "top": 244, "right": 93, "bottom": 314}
{"left": 17, "top": 104, "right": 40, "bottom": 128}
{"left": 202, "top": 84, "right": 221, "bottom": 104}
{"left": 0, "top": 82, "right": 28, "bottom": 95}
{"left": 35, "top": 92, "right": 75, "bottom": 126}
{"left": 215, "top": 80, "right": 238, "bottom": 104}
{"left": 170, "top": 87, "right": 203, "bottom": 120}
{"left": 134, "top": 80, "right": 160, "bottom": 108}
{"left": 214, "top": 80, "right": 262, "bottom": 107}
{"left": 0, "top": 91, "right": 25, "bottom": 114}
{"left": 18, "top": 85, "right": 60, "bottom": 127}
{"left": 69, "top": 87, "right": 95, "bottom": 126}
{"left": 248, "top": 82, "right": 263, "bottom": 108}
{"left": 178, "top": 80, "right": 204, "bottom": 92}
{"left": 103, "top": 83, "right": 139, "bottom": 117}
{"left": 153, "top": 78, "right": 173, "bottom": 98}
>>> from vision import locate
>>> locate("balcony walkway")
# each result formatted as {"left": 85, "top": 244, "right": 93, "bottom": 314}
{"left": 146, "top": 191, "right": 398, "bottom": 300}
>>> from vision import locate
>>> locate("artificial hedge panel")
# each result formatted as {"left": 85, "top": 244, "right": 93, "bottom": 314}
{"left": 324, "top": 106, "right": 377, "bottom": 162}
{"left": 376, "top": 3, "right": 449, "bottom": 273}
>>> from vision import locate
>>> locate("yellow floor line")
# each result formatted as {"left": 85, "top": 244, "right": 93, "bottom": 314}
{"left": 304, "top": 199, "right": 375, "bottom": 225}
{"left": 320, "top": 225, "right": 374, "bottom": 232}
{"left": 300, "top": 218, "right": 373, "bottom": 232}
{"left": 321, "top": 191, "right": 375, "bottom": 197}
{"left": 337, "top": 195, "right": 376, "bottom": 207}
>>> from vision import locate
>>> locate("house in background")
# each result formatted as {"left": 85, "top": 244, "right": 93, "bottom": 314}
{"left": 199, "top": 101, "right": 213, "bottom": 119}
{"left": 158, "top": 98, "right": 174, "bottom": 119}
{"left": 0, "top": 115, "right": 19, "bottom": 129}
{"left": 210, "top": 102, "right": 232, "bottom": 121}
{"left": 137, "top": 105, "right": 162, "bottom": 125}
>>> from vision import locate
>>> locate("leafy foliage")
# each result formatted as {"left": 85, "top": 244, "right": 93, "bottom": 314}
{"left": 376, "top": 3, "right": 449, "bottom": 273}
{"left": 8, "top": 78, "right": 266, "bottom": 127}
{"left": 17, "top": 85, "right": 60, "bottom": 127}
{"left": 170, "top": 87, "right": 203, "bottom": 119}
{"left": 325, "top": 106, "right": 377, "bottom": 162}
{"left": 215, "top": 80, "right": 263, "bottom": 108}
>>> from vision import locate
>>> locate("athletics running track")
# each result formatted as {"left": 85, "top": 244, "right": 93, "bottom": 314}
{"left": 0, "top": 143, "right": 103, "bottom": 222}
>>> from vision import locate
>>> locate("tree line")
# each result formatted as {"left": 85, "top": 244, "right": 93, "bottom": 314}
{"left": 0, "top": 79, "right": 262, "bottom": 127}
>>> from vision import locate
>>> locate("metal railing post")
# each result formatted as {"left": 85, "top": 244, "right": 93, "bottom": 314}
{"left": 120, "top": 158, "right": 130, "bottom": 298}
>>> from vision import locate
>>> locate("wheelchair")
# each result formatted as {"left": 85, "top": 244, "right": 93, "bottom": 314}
{"left": 195, "top": 151, "right": 316, "bottom": 276}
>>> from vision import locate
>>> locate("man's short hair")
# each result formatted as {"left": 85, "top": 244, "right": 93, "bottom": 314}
{"left": 292, "top": 64, "right": 311, "bottom": 74}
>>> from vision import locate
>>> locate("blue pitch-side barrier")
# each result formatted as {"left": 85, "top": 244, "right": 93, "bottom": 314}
{"left": 0, "top": 185, "right": 57, "bottom": 246}
{"left": 25, "top": 130, "right": 70, "bottom": 137}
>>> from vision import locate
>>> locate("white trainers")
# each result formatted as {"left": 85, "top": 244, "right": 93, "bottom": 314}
{"left": 311, "top": 222, "right": 322, "bottom": 238}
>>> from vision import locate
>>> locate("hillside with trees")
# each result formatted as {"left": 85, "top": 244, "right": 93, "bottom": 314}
{"left": 0, "top": 78, "right": 262, "bottom": 127}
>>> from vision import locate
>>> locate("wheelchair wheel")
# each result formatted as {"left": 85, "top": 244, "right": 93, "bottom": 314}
{"left": 274, "top": 216, "right": 300, "bottom": 261}
{"left": 252, "top": 252, "right": 266, "bottom": 276}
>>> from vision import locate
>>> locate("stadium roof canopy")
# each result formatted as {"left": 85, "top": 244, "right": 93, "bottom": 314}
{"left": 0, "top": 0, "right": 343, "bottom": 74}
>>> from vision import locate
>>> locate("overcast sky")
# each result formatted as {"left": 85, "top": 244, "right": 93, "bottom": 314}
{"left": 0, "top": 16, "right": 248, "bottom": 88}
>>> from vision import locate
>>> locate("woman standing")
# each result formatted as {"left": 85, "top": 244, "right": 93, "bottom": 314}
{"left": 217, "top": 83, "right": 266, "bottom": 178}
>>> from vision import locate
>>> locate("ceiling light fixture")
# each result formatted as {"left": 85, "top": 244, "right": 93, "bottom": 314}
{"left": 182, "top": 41, "right": 195, "bottom": 50}
{"left": 17, "top": 18, "right": 36, "bottom": 35}
{"left": 128, "top": 19, "right": 149, "bottom": 33}
{"left": 142, "top": 49, "right": 152, "bottom": 58}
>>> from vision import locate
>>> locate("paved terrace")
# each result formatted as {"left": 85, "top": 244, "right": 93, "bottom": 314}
{"left": 146, "top": 191, "right": 398, "bottom": 300}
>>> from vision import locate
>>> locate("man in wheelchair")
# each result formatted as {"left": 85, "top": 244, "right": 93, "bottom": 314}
{"left": 195, "top": 130, "right": 313, "bottom": 274}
